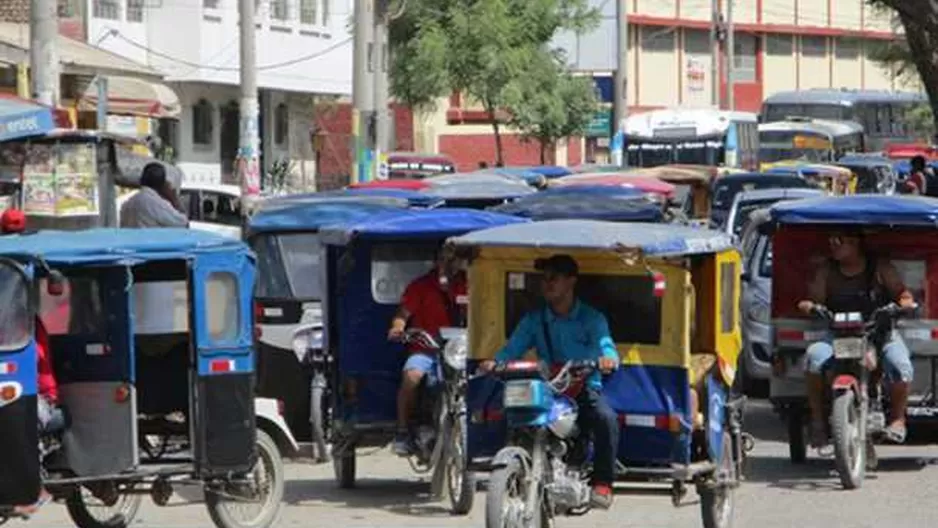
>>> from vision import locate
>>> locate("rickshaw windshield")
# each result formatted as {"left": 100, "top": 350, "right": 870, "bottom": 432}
{"left": 371, "top": 244, "right": 438, "bottom": 305}
{"left": 251, "top": 233, "right": 325, "bottom": 299}
{"left": 0, "top": 263, "right": 32, "bottom": 351}
{"left": 504, "top": 271, "right": 662, "bottom": 345}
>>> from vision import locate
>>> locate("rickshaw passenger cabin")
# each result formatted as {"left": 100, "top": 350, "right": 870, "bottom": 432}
{"left": 0, "top": 228, "right": 257, "bottom": 507}
{"left": 451, "top": 220, "right": 742, "bottom": 471}
{"left": 768, "top": 195, "right": 938, "bottom": 418}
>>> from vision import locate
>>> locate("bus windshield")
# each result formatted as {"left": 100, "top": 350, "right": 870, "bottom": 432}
{"left": 626, "top": 138, "right": 725, "bottom": 167}
{"left": 759, "top": 130, "right": 833, "bottom": 164}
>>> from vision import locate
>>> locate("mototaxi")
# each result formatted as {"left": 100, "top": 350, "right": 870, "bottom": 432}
{"left": 318, "top": 207, "right": 527, "bottom": 513}
{"left": 0, "top": 228, "right": 284, "bottom": 528}
{"left": 764, "top": 162, "right": 857, "bottom": 196}
{"left": 456, "top": 220, "right": 749, "bottom": 528}
{"left": 246, "top": 194, "right": 431, "bottom": 459}
{"left": 487, "top": 186, "right": 665, "bottom": 223}
{"left": 767, "top": 196, "right": 938, "bottom": 469}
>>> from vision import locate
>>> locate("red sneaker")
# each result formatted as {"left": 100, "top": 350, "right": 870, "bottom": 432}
{"left": 590, "top": 483, "right": 613, "bottom": 509}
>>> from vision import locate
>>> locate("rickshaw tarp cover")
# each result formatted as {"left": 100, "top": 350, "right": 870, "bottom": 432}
{"left": 532, "top": 186, "right": 645, "bottom": 199}
{"left": 489, "top": 193, "right": 664, "bottom": 222}
{"left": 319, "top": 208, "right": 530, "bottom": 245}
{"left": 423, "top": 180, "right": 537, "bottom": 200}
{"left": 450, "top": 219, "right": 733, "bottom": 256}
{"left": 769, "top": 195, "right": 938, "bottom": 226}
{"left": 248, "top": 201, "right": 407, "bottom": 235}
{"left": 0, "top": 227, "right": 250, "bottom": 265}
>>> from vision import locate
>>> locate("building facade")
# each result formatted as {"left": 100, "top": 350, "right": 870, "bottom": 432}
{"left": 84, "top": 0, "right": 352, "bottom": 188}
{"left": 429, "top": 0, "right": 908, "bottom": 170}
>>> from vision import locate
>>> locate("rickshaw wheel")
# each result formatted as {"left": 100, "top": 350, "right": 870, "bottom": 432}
{"left": 698, "top": 432, "right": 736, "bottom": 528}
{"left": 65, "top": 484, "right": 141, "bottom": 528}
{"left": 334, "top": 446, "right": 356, "bottom": 489}
{"left": 786, "top": 407, "right": 807, "bottom": 464}
{"left": 446, "top": 413, "right": 476, "bottom": 515}
{"left": 205, "top": 430, "right": 285, "bottom": 528}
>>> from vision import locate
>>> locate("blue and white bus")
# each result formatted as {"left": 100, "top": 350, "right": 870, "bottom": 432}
{"left": 623, "top": 108, "right": 760, "bottom": 170}
{"left": 760, "top": 89, "right": 926, "bottom": 151}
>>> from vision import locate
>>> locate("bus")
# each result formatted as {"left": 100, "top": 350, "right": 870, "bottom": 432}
{"left": 760, "top": 89, "right": 926, "bottom": 151}
{"left": 623, "top": 108, "right": 760, "bottom": 170}
{"left": 758, "top": 118, "right": 864, "bottom": 166}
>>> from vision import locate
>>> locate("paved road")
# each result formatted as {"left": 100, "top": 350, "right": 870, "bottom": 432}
{"left": 25, "top": 400, "right": 938, "bottom": 528}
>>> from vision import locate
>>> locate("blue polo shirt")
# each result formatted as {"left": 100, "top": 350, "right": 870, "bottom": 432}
{"left": 495, "top": 300, "right": 619, "bottom": 389}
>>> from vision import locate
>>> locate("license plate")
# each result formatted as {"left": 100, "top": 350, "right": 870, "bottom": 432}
{"left": 833, "top": 337, "right": 865, "bottom": 359}
{"left": 503, "top": 382, "right": 534, "bottom": 408}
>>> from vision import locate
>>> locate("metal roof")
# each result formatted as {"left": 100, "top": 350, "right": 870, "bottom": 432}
{"left": 762, "top": 89, "right": 925, "bottom": 106}
{"left": 758, "top": 118, "right": 864, "bottom": 136}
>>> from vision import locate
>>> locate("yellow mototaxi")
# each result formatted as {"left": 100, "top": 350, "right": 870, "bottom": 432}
{"left": 456, "top": 219, "right": 750, "bottom": 524}
{"left": 761, "top": 160, "right": 857, "bottom": 195}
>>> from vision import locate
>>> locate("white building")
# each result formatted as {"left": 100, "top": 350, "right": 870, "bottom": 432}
{"left": 86, "top": 0, "right": 352, "bottom": 188}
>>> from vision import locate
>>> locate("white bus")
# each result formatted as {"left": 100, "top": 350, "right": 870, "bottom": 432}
{"left": 624, "top": 108, "right": 760, "bottom": 170}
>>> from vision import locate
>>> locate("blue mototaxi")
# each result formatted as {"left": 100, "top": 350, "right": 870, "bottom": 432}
{"left": 835, "top": 155, "right": 897, "bottom": 195}
{"left": 246, "top": 198, "right": 418, "bottom": 454}
{"left": 488, "top": 188, "right": 664, "bottom": 222}
{"left": 316, "top": 207, "right": 528, "bottom": 512}
{"left": 0, "top": 228, "right": 283, "bottom": 528}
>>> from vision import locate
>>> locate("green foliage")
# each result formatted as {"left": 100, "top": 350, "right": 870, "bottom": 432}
{"left": 503, "top": 50, "right": 598, "bottom": 163}
{"left": 906, "top": 103, "right": 935, "bottom": 140}
{"left": 389, "top": 0, "right": 599, "bottom": 161}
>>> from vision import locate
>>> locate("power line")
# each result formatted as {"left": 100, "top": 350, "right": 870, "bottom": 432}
{"left": 102, "top": 29, "right": 351, "bottom": 71}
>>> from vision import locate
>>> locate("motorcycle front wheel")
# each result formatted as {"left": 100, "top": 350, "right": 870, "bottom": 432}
{"left": 830, "top": 390, "right": 866, "bottom": 490}
{"left": 486, "top": 457, "right": 547, "bottom": 528}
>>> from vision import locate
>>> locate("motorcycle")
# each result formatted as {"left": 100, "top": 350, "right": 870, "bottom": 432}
{"left": 292, "top": 322, "right": 331, "bottom": 462}
{"left": 809, "top": 301, "right": 916, "bottom": 489}
{"left": 393, "top": 327, "right": 476, "bottom": 514}
{"left": 485, "top": 359, "right": 600, "bottom": 528}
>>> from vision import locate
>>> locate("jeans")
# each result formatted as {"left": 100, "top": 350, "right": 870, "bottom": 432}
{"left": 402, "top": 353, "right": 439, "bottom": 386}
{"left": 576, "top": 388, "right": 619, "bottom": 485}
{"left": 805, "top": 331, "right": 914, "bottom": 383}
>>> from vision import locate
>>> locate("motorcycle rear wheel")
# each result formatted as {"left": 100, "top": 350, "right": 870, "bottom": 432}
{"left": 830, "top": 390, "right": 866, "bottom": 490}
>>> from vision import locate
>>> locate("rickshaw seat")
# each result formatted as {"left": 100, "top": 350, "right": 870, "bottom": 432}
{"left": 134, "top": 335, "right": 190, "bottom": 415}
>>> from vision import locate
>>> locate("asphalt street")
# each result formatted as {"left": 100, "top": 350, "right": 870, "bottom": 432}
{"left": 24, "top": 399, "right": 938, "bottom": 528}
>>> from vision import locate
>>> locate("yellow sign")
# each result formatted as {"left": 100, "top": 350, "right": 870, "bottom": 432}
{"left": 792, "top": 135, "right": 831, "bottom": 149}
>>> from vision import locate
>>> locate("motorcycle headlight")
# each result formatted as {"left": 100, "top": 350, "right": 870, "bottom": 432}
{"left": 748, "top": 299, "right": 770, "bottom": 324}
{"left": 443, "top": 333, "right": 468, "bottom": 371}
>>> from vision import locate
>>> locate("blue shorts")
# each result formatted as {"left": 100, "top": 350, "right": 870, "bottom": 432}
{"left": 403, "top": 353, "right": 439, "bottom": 385}
{"left": 805, "top": 331, "right": 914, "bottom": 383}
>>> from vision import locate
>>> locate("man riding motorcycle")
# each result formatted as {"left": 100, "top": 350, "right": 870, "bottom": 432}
{"left": 797, "top": 231, "right": 916, "bottom": 446}
{"left": 388, "top": 250, "right": 467, "bottom": 456}
{"left": 479, "top": 254, "right": 619, "bottom": 510}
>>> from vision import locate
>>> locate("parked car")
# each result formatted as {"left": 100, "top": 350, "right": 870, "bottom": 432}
{"left": 179, "top": 183, "right": 243, "bottom": 238}
{"left": 736, "top": 189, "right": 823, "bottom": 395}
{"left": 725, "top": 188, "right": 825, "bottom": 243}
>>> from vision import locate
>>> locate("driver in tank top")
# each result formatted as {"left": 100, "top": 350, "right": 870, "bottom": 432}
{"left": 796, "top": 231, "right": 916, "bottom": 446}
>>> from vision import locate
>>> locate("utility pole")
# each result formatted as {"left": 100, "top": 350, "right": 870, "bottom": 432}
{"left": 726, "top": 0, "right": 735, "bottom": 111}
{"left": 612, "top": 0, "right": 629, "bottom": 167}
{"left": 238, "top": 0, "right": 261, "bottom": 206}
{"left": 709, "top": 0, "right": 720, "bottom": 108}
{"left": 352, "top": 0, "right": 375, "bottom": 184}
{"left": 30, "top": 0, "right": 59, "bottom": 106}
{"left": 373, "top": 0, "right": 390, "bottom": 180}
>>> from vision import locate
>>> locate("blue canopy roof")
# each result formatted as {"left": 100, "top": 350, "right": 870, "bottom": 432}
{"left": 247, "top": 201, "right": 404, "bottom": 235}
{"left": 319, "top": 208, "right": 529, "bottom": 246}
{"left": 490, "top": 193, "right": 663, "bottom": 222}
{"left": 537, "top": 185, "right": 645, "bottom": 199}
{"left": 525, "top": 166, "right": 573, "bottom": 178}
{"left": 769, "top": 195, "right": 938, "bottom": 226}
{"left": 0, "top": 228, "right": 248, "bottom": 266}
{"left": 0, "top": 96, "right": 57, "bottom": 142}
{"left": 450, "top": 220, "right": 734, "bottom": 256}
{"left": 261, "top": 189, "right": 439, "bottom": 208}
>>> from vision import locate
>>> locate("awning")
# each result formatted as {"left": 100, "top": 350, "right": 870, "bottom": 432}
{"left": 76, "top": 76, "right": 181, "bottom": 118}
{"left": 0, "top": 94, "right": 56, "bottom": 142}
{"left": 0, "top": 23, "right": 162, "bottom": 79}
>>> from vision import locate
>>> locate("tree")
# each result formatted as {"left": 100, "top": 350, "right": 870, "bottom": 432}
{"left": 868, "top": 1, "right": 938, "bottom": 141}
{"left": 504, "top": 50, "right": 598, "bottom": 163}
{"left": 389, "top": 0, "right": 598, "bottom": 164}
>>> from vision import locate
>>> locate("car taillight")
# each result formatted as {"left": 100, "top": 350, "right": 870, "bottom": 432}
{"left": 253, "top": 301, "right": 263, "bottom": 339}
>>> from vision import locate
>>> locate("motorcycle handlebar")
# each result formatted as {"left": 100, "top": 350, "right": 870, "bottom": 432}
{"left": 393, "top": 328, "right": 442, "bottom": 349}
{"left": 810, "top": 302, "right": 918, "bottom": 323}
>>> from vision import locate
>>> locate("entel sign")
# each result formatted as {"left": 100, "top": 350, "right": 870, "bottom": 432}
{"left": 0, "top": 115, "right": 41, "bottom": 139}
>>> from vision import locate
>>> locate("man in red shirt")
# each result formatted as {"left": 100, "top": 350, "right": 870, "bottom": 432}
{"left": 905, "top": 155, "right": 929, "bottom": 195}
{"left": 387, "top": 251, "right": 467, "bottom": 455}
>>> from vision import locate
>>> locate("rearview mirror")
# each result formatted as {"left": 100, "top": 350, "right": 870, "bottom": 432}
{"left": 741, "top": 272, "right": 751, "bottom": 283}
{"left": 47, "top": 270, "right": 65, "bottom": 296}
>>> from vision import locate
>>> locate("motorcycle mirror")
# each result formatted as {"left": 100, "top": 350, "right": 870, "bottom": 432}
{"left": 46, "top": 270, "right": 66, "bottom": 297}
